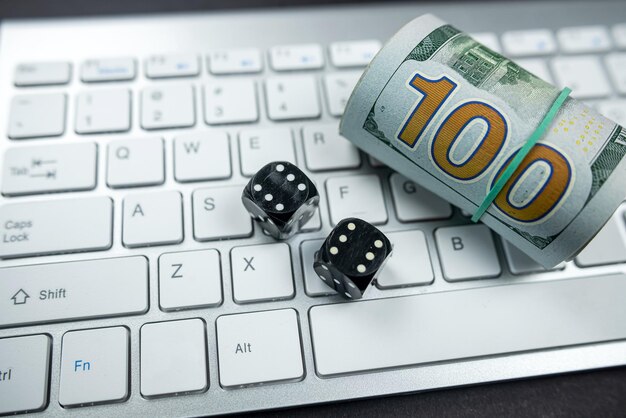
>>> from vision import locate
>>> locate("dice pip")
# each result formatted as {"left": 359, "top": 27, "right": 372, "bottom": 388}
{"left": 242, "top": 161, "right": 319, "bottom": 240}
{"left": 314, "top": 217, "right": 392, "bottom": 299}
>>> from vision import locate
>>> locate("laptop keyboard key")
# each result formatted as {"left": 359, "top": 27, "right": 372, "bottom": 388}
{"left": 204, "top": 80, "right": 258, "bottom": 125}
{"left": 551, "top": 56, "right": 611, "bottom": 99}
{"left": 145, "top": 54, "right": 199, "bottom": 78}
{"left": 502, "top": 240, "right": 564, "bottom": 275}
{"left": 302, "top": 124, "right": 361, "bottom": 171}
{"left": 614, "top": 24, "right": 626, "bottom": 49}
{"left": 329, "top": 40, "right": 380, "bottom": 67}
{"left": 75, "top": 89, "right": 131, "bottom": 134}
{"left": 14, "top": 61, "right": 71, "bottom": 86}
{"left": 326, "top": 174, "right": 387, "bottom": 225}
{"left": 323, "top": 71, "right": 361, "bottom": 116}
{"left": 502, "top": 29, "right": 557, "bottom": 56}
{"left": 81, "top": 58, "right": 136, "bottom": 82}
{"left": 270, "top": 44, "right": 324, "bottom": 71}
{"left": 192, "top": 185, "right": 253, "bottom": 241}
{"left": 605, "top": 53, "right": 626, "bottom": 94}
{"left": 141, "top": 85, "right": 195, "bottom": 130}
{"left": 107, "top": 137, "right": 164, "bottom": 188}
{"left": 389, "top": 173, "right": 452, "bottom": 222}
{"left": 208, "top": 48, "right": 263, "bottom": 74}
{"left": 557, "top": 26, "right": 612, "bottom": 53}
{"left": 576, "top": 215, "right": 626, "bottom": 267}
{"left": 517, "top": 58, "right": 553, "bottom": 83}
{"left": 239, "top": 128, "right": 296, "bottom": 176}
{"left": 8, "top": 93, "right": 66, "bottom": 139}
{"left": 470, "top": 33, "right": 501, "bottom": 52}
{"left": 376, "top": 230, "right": 434, "bottom": 289}
{"left": 122, "top": 191, "right": 183, "bottom": 248}
{"left": 265, "top": 75, "right": 320, "bottom": 121}
{"left": 174, "top": 131, "right": 231, "bottom": 182}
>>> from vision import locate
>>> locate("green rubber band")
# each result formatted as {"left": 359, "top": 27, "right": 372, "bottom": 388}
{"left": 471, "top": 87, "right": 572, "bottom": 223}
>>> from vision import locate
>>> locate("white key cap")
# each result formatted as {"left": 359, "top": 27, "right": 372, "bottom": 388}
{"left": 174, "top": 131, "right": 231, "bottom": 182}
{"left": 204, "top": 80, "right": 258, "bottom": 125}
{"left": 208, "top": 48, "right": 263, "bottom": 74}
{"left": 145, "top": 54, "right": 199, "bottom": 78}
{"left": 81, "top": 58, "right": 136, "bottom": 82}
{"left": 59, "top": 327, "right": 129, "bottom": 407}
{"left": 613, "top": 24, "right": 626, "bottom": 49}
{"left": 502, "top": 29, "right": 557, "bottom": 56}
{"left": 141, "top": 85, "right": 195, "bottom": 129}
{"left": 302, "top": 124, "right": 360, "bottom": 171}
{"left": 502, "top": 240, "right": 563, "bottom": 274}
{"left": 159, "top": 249, "right": 222, "bottom": 310}
{"left": 576, "top": 215, "right": 626, "bottom": 267}
{"left": 217, "top": 309, "right": 303, "bottom": 387}
{"left": 551, "top": 56, "right": 611, "bottom": 99}
{"left": 270, "top": 44, "right": 324, "bottom": 71}
{"left": 107, "top": 137, "right": 164, "bottom": 188}
{"left": 301, "top": 239, "right": 335, "bottom": 296}
{"left": 470, "top": 33, "right": 501, "bottom": 52}
{"left": 2, "top": 142, "right": 97, "bottom": 196}
{"left": 141, "top": 319, "right": 208, "bottom": 397}
{"left": 389, "top": 173, "right": 452, "bottom": 222}
{"left": 326, "top": 174, "right": 387, "bottom": 225}
{"left": 265, "top": 75, "right": 320, "bottom": 121}
{"left": 14, "top": 62, "right": 71, "bottom": 86}
{"left": 323, "top": 71, "right": 361, "bottom": 117}
{"left": 0, "top": 256, "right": 147, "bottom": 327}
{"left": 75, "top": 89, "right": 131, "bottom": 134}
{"left": 557, "top": 26, "right": 612, "bottom": 53}
{"left": 605, "top": 53, "right": 626, "bottom": 94}
{"left": 8, "top": 93, "right": 66, "bottom": 139}
{"left": 516, "top": 58, "right": 553, "bottom": 83}
{"left": 435, "top": 224, "right": 501, "bottom": 281}
{"left": 329, "top": 40, "right": 381, "bottom": 67}
{"left": 0, "top": 335, "right": 50, "bottom": 415}
{"left": 376, "top": 230, "right": 433, "bottom": 289}
{"left": 239, "top": 128, "right": 296, "bottom": 176}
{"left": 123, "top": 191, "right": 183, "bottom": 247}
{"left": 192, "top": 186, "right": 253, "bottom": 241}
{"left": 231, "top": 243, "right": 294, "bottom": 303}
{"left": 0, "top": 197, "right": 112, "bottom": 259}
{"left": 597, "top": 99, "right": 626, "bottom": 126}
{"left": 309, "top": 274, "right": 626, "bottom": 376}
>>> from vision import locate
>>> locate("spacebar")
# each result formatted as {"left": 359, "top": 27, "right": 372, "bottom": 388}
{"left": 309, "top": 274, "right": 626, "bottom": 376}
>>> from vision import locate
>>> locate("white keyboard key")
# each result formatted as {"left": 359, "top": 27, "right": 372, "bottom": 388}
{"left": 0, "top": 335, "right": 50, "bottom": 415}
{"left": 597, "top": 99, "right": 626, "bottom": 126}
{"left": 107, "top": 137, "right": 164, "bottom": 188}
{"left": 576, "top": 215, "right": 626, "bottom": 267}
{"left": 551, "top": 56, "right": 611, "bottom": 99}
{"left": 145, "top": 54, "right": 199, "bottom": 78}
{"left": 605, "top": 53, "right": 626, "bottom": 94}
{"left": 502, "top": 29, "right": 557, "bottom": 56}
{"left": 231, "top": 243, "right": 294, "bottom": 303}
{"left": 239, "top": 128, "right": 296, "bottom": 176}
{"left": 141, "top": 319, "right": 208, "bottom": 397}
{"left": 302, "top": 124, "right": 360, "bottom": 171}
{"left": 301, "top": 239, "right": 335, "bottom": 296}
{"left": 8, "top": 93, "right": 66, "bottom": 139}
{"left": 2, "top": 142, "right": 97, "bottom": 196}
{"left": 0, "top": 256, "right": 147, "bottom": 327}
{"left": 270, "top": 43, "right": 324, "bottom": 71}
{"left": 502, "top": 240, "right": 564, "bottom": 274}
{"left": 516, "top": 58, "right": 553, "bottom": 83}
{"left": 141, "top": 85, "right": 195, "bottom": 130}
{"left": 557, "top": 26, "right": 612, "bottom": 53}
{"left": 470, "top": 33, "right": 501, "bottom": 52}
{"left": 266, "top": 75, "right": 320, "bottom": 120}
{"left": 204, "top": 80, "right": 258, "bottom": 125}
{"left": 323, "top": 71, "right": 361, "bottom": 117}
{"left": 14, "top": 61, "right": 71, "bottom": 86}
{"left": 174, "top": 131, "right": 231, "bottom": 182}
{"left": 329, "top": 40, "right": 381, "bottom": 67}
{"left": 81, "top": 58, "right": 136, "bottom": 82}
{"left": 123, "top": 191, "right": 183, "bottom": 247}
{"left": 376, "top": 230, "right": 433, "bottom": 289}
{"left": 159, "top": 249, "right": 222, "bottom": 310}
{"left": 389, "top": 173, "right": 452, "bottom": 222}
{"left": 75, "top": 89, "right": 131, "bottom": 134}
{"left": 326, "top": 174, "right": 387, "bottom": 225}
{"left": 208, "top": 48, "right": 263, "bottom": 74}
{"left": 435, "top": 224, "right": 501, "bottom": 281}
{"left": 0, "top": 197, "right": 112, "bottom": 259}
{"left": 613, "top": 24, "right": 626, "bottom": 49}
{"left": 192, "top": 186, "right": 253, "bottom": 241}
{"left": 217, "top": 309, "right": 303, "bottom": 387}
{"left": 59, "top": 327, "right": 129, "bottom": 407}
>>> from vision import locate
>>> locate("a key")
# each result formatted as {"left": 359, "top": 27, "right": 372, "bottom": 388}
{"left": 8, "top": 93, "right": 66, "bottom": 139}
{"left": 159, "top": 249, "right": 222, "bottom": 310}
{"left": 107, "top": 137, "right": 164, "bottom": 188}
{"left": 14, "top": 61, "right": 71, "bottom": 86}
{"left": 174, "top": 131, "right": 231, "bottom": 182}
{"left": 501, "top": 29, "right": 557, "bottom": 56}
{"left": 326, "top": 174, "right": 387, "bottom": 225}
{"left": 597, "top": 100, "right": 626, "bottom": 126}
{"left": 192, "top": 185, "right": 253, "bottom": 241}
{"left": 0, "top": 197, "right": 112, "bottom": 259}
{"left": 270, "top": 44, "right": 324, "bottom": 71}
{"left": 0, "top": 256, "right": 148, "bottom": 327}
{"left": 239, "top": 128, "right": 296, "bottom": 176}
{"left": 502, "top": 240, "right": 564, "bottom": 275}
{"left": 0, "top": 335, "right": 50, "bottom": 415}
{"left": 141, "top": 85, "right": 195, "bottom": 130}
{"left": 140, "top": 319, "right": 208, "bottom": 397}
{"left": 265, "top": 75, "right": 320, "bottom": 121}
{"left": 123, "top": 191, "right": 183, "bottom": 247}
{"left": 329, "top": 40, "right": 381, "bottom": 67}
{"left": 605, "top": 53, "right": 626, "bottom": 94}
{"left": 300, "top": 239, "right": 336, "bottom": 296}
{"left": 81, "top": 58, "right": 136, "bottom": 82}
{"left": 516, "top": 58, "right": 553, "bottom": 83}
{"left": 208, "top": 48, "right": 263, "bottom": 74}
{"left": 551, "top": 56, "right": 611, "bottom": 99}
{"left": 389, "top": 173, "right": 452, "bottom": 222}
{"left": 323, "top": 71, "right": 361, "bottom": 117}
{"left": 435, "top": 224, "right": 501, "bottom": 281}
{"left": 576, "top": 215, "right": 626, "bottom": 267}
{"left": 614, "top": 24, "right": 626, "bottom": 49}
{"left": 204, "top": 80, "right": 258, "bottom": 125}
{"left": 302, "top": 124, "right": 361, "bottom": 171}
{"left": 59, "top": 327, "right": 129, "bottom": 407}
{"left": 376, "top": 230, "right": 434, "bottom": 289}
{"left": 469, "top": 33, "right": 501, "bottom": 52}
{"left": 145, "top": 54, "right": 199, "bottom": 78}
{"left": 557, "top": 26, "right": 612, "bottom": 53}
{"left": 75, "top": 89, "right": 131, "bottom": 134}
{"left": 2, "top": 142, "right": 97, "bottom": 196}
{"left": 231, "top": 243, "right": 294, "bottom": 303}
{"left": 216, "top": 309, "right": 303, "bottom": 387}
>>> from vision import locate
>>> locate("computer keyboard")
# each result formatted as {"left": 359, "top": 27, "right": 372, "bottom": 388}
{"left": 1, "top": 1, "right": 626, "bottom": 416}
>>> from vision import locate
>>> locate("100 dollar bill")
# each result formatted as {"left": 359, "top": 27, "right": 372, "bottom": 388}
{"left": 340, "top": 14, "right": 626, "bottom": 267}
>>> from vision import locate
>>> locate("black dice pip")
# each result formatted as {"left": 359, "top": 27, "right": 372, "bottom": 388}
{"left": 242, "top": 161, "right": 319, "bottom": 240}
{"left": 314, "top": 217, "right": 392, "bottom": 299}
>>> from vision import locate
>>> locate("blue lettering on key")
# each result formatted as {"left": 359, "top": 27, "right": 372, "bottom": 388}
{"left": 74, "top": 359, "right": 91, "bottom": 372}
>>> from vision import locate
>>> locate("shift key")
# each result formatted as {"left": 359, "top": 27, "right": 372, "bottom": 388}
{"left": 0, "top": 197, "right": 112, "bottom": 258}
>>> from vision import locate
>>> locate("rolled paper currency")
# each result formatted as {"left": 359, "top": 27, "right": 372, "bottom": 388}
{"left": 341, "top": 14, "right": 626, "bottom": 268}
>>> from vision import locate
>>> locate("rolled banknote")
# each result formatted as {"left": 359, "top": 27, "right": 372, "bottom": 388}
{"left": 340, "top": 14, "right": 626, "bottom": 268}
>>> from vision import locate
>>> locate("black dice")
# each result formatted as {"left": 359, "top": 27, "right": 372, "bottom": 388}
{"left": 242, "top": 161, "right": 320, "bottom": 240}
{"left": 314, "top": 218, "right": 392, "bottom": 299}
